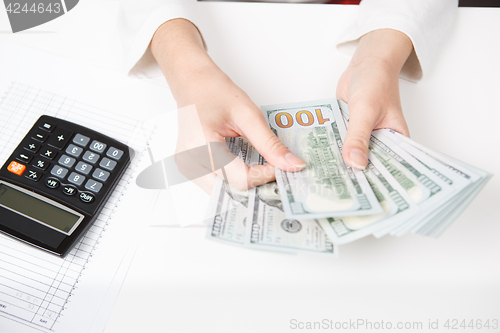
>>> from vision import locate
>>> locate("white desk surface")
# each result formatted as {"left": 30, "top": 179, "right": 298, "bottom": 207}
{"left": 1, "top": 2, "right": 499, "bottom": 332}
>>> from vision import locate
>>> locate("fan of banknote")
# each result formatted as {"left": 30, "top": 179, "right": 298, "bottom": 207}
{"left": 205, "top": 98, "right": 491, "bottom": 256}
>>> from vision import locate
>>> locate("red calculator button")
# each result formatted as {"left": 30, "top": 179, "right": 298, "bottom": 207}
{"left": 7, "top": 161, "right": 26, "bottom": 175}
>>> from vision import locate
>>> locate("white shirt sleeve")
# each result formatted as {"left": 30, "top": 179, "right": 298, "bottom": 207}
{"left": 336, "top": 0, "right": 458, "bottom": 81}
{"left": 117, "top": 0, "right": 200, "bottom": 78}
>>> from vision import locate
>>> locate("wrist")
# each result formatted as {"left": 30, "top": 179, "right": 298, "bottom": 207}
{"left": 150, "top": 19, "right": 219, "bottom": 99}
{"left": 350, "top": 29, "right": 413, "bottom": 75}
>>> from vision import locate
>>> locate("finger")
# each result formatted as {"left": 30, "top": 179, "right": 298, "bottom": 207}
{"left": 190, "top": 172, "right": 217, "bottom": 195}
{"left": 383, "top": 119, "right": 410, "bottom": 137}
{"left": 373, "top": 109, "right": 410, "bottom": 137}
{"left": 173, "top": 144, "right": 214, "bottom": 185}
{"left": 207, "top": 134, "right": 276, "bottom": 190}
{"left": 237, "top": 107, "right": 306, "bottom": 172}
{"left": 215, "top": 150, "right": 277, "bottom": 190}
{"left": 342, "top": 105, "right": 379, "bottom": 170}
{"left": 171, "top": 143, "right": 217, "bottom": 193}
{"left": 174, "top": 136, "right": 272, "bottom": 192}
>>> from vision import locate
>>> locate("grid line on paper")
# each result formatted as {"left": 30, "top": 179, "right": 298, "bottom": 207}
{"left": 0, "top": 252, "right": 81, "bottom": 283}
{"left": 0, "top": 312, "right": 47, "bottom": 333}
{"left": 0, "top": 262, "right": 74, "bottom": 295}
{"left": 0, "top": 82, "right": 151, "bottom": 332}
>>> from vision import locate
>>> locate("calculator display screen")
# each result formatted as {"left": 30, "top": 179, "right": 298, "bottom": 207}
{"left": 0, "top": 183, "right": 83, "bottom": 235}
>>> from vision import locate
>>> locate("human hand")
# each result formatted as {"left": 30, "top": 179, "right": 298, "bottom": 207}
{"left": 151, "top": 19, "right": 305, "bottom": 192}
{"left": 337, "top": 29, "right": 413, "bottom": 170}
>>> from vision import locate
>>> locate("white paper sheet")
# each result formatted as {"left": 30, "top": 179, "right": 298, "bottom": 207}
{"left": 0, "top": 44, "right": 167, "bottom": 333}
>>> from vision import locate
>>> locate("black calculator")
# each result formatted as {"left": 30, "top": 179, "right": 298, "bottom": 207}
{"left": 0, "top": 116, "right": 133, "bottom": 257}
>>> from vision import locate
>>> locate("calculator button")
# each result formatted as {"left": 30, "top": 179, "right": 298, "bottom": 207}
{"left": 73, "top": 134, "right": 90, "bottom": 147}
{"left": 39, "top": 121, "right": 55, "bottom": 132}
{"left": 32, "top": 132, "right": 47, "bottom": 142}
{"left": 84, "top": 179, "right": 103, "bottom": 193}
{"left": 92, "top": 168, "right": 110, "bottom": 182}
{"left": 24, "top": 142, "right": 40, "bottom": 153}
{"left": 82, "top": 151, "right": 100, "bottom": 164}
{"left": 106, "top": 147, "right": 124, "bottom": 160}
{"left": 33, "top": 158, "right": 49, "bottom": 170}
{"left": 67, "top": 172, "right": 85, "bottom": 186}
{"left": 46, "top": 178, "right": 60, "bottom": 189}
{"left": 50, "top": 165, "right": 68, "bottom": 179}
{"left": 89, "top": 140, "right": 107, "bottom": 154}
{"left": 62, "top": 185, "right": 78, "bottom": 196}
{"left": 25, "top": 169, "right": 41, "bottom": 182}
{"left": 41, "top": 148, "right": 57, "bottom": 160}
{"left": 7, "top": 161, "right": 26, "bottom": 176}
{"left": 47, "top": 127, "right": 74, "bottom": 150}
{"left": 99, "top": 157, "right": 117, "bottom": 171}
{"left": 79, "top": 192, "right": 95, "bottom": 203}
{"left": 17, "top": 153, "right": 33, "bottom": 163}
{"left": 75, "top": 161, "right": 92, "bottom": 175}
{"left": 65, "top": 144, "right": 83, "bottom": 158}
{"left": 58, "top": 155, "right": 76, "bottom": 168}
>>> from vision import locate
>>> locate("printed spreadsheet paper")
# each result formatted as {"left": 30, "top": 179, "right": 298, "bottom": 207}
{"left": 0, "top": 82, "right": 149, "bottom": 333}
{"left": 0, "top": 44, "right": 162, "bottom": 333}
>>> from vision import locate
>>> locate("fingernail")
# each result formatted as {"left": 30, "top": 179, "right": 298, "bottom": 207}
{"left": 349, "top": 149, "right": 367, "bottom": 170}
{"left": 284, "top": 153, "right": 306, "bottom": 168}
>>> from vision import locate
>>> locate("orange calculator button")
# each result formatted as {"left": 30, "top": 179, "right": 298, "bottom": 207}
{"left": 7, "top": 161, "right": 26, "bottom": 176}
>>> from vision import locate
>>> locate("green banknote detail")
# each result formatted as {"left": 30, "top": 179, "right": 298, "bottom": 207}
{"left": 306, "top": 126, "right": 351, "bottom": 200}
{"left": 366, "top": 161, "right": 409, "bottom": 213}
{"left": 369, "top": 136, "right": 441, "bottom": 196}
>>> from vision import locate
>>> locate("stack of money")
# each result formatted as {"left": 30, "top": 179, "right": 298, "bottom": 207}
{"left": 205, "top": 99, "right": 491, "bottom": 256}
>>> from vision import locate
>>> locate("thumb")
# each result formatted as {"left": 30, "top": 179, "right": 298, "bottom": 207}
{"left": 239, "top": 111, "right": 306, "bottom": 172}
{"left": 342, "top": 108, "right": 378, "bottom": 170}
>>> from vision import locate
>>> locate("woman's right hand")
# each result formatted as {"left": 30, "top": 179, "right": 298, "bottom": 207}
{"left": 151, "top": 19, "right": 306, "bottom": 193}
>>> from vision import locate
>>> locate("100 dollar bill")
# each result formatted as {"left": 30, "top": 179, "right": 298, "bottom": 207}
{"left": 245, "top": 182, "right": 337, "bottom": 255}
{"left": 205, "top": 138, "right": 255, "bottom": 246}
{"left": 261, "top": 99, "right": 382, "bottom": 219}
{"left": 339, "top": 105, "right": 461, "bottom": 238}
{"left": 387, "top": 130, "right": 491, "bottom": 237}
{"left": 244, "top": 153, "right": 337, "bottom": 255}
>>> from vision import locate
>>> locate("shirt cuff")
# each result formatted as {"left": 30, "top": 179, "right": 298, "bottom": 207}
{"left": 336, "top": 0, "right": 458, "bottom": 82}
{"left": 337, "top": 18, "right": 424, "bottom": 82}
